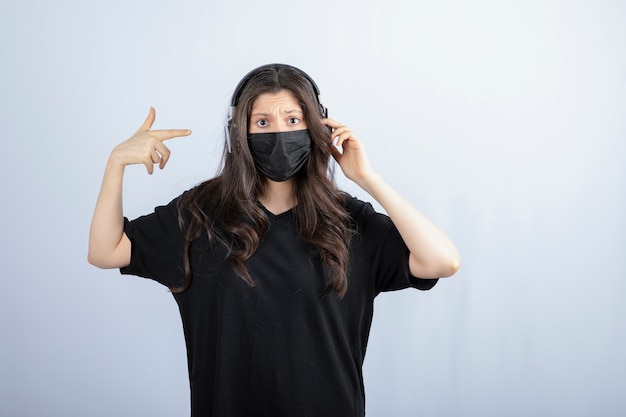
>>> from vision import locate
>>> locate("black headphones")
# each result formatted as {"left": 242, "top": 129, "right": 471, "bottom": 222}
{"left": 225, "top": 63, "right": 327, "bottom": 153}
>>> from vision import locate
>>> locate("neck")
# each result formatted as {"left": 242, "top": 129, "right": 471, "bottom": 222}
{"left": 258, "top": 178, "right": 296, "bottom": 215}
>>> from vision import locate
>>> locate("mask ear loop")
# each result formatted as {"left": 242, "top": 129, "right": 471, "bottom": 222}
{"left": 224, "top": 105, "right": 235, "bottom": 153}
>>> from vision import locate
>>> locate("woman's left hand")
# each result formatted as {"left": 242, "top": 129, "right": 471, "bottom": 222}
{"left": 323, "top": 120, "right": 460, "bottom": 279}
{"left": 322, "top": 118, "right": 376, "bottom": 184}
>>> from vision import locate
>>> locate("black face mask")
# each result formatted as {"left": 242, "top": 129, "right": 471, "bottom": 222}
{"left": 247, "top": 130, "right": 312, "bottom": 182}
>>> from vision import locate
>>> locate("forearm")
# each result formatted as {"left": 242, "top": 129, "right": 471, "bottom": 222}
{"left": 356, "top": 173, "right": 460, "bottom": 278}
{"left": 87, "top": 157, "right": 129, "bottom": 268}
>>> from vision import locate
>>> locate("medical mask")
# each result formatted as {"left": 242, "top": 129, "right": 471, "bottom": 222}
{"left": 247, "top": 130, "right": 312, "bottom": 182}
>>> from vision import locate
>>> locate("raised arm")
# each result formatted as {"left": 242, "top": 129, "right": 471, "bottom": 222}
{"left": 324, "top": 118, "right": 460, "bottom": 279}
{"left": 87, "top": 107, "right": 191, "bottom": 269}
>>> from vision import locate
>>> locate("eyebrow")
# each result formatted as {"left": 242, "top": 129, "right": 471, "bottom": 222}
{"left": 251, "top": 109, "right": 303, "bottom": 117}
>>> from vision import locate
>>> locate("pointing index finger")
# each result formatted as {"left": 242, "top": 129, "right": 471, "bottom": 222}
{"left": 152, "top": 129, "right": 192, "bottom": 141}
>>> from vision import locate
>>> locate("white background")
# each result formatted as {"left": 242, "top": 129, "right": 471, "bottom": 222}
{"left": 1, "top": 1, "right": 624, "bottom": 416}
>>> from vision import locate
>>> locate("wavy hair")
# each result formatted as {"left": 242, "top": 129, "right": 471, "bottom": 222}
{"left": 175, "top": 64, "right": 354, "bottom": 297}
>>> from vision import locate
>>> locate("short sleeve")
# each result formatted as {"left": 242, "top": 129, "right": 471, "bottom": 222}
{"left": 346, "top": 195, "right": 438, "bottom": 294}
{"left": 120, "top": 196, "right": 186, "bottom": 288}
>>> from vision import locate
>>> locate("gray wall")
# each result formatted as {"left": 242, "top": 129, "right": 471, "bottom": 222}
{"left": 1, "top": 0, "right": 624, "bottom": 416}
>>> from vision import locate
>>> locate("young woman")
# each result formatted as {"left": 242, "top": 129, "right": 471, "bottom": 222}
{"left": 88, "top": 63, "right": 460, "bottom": 416}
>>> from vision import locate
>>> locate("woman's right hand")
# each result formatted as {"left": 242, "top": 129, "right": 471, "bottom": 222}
{"left": 110, "top": 107, "right": 192, "bottom": 174}
{"left": 88, "top": 107, "right": 191, "bottom": 269}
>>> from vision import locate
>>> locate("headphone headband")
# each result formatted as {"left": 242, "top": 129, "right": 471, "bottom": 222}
{"left": 230, "top": 63, "right": 323, "bottom": 107}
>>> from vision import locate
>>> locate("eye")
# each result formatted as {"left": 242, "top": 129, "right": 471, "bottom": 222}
{"left": 288, "top": 117, "right": 300, "bottom": 125}
{"left": 256, "top": 119, "right": 268, "bottom": 127}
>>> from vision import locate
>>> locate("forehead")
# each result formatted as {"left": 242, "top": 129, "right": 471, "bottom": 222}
{"left": 251, "top": 89, "right": 301, "bottom": 112}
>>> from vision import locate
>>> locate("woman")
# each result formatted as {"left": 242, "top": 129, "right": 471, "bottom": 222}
{"left": 88, "top": 63, "right": 460, "bottom": 416}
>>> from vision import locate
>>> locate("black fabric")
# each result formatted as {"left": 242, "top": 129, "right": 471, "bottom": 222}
{"left": 247, "top": 130, "right": 312, "bottom": 182}
{"left": 121, "top": 193, "right": 437, "bottom": 416}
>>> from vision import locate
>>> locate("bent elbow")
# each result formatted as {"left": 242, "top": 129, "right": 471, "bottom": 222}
{"left": 87, "top": 245, "right": 130, "bottom": 269}
{"left": 87, "top": 251, "right": 115, "bottom": 269}
{"left": 441, "top": 256, "right": 461, "bottom": 278}
{"left": 409, "top": 253, "right": 460, "bottom": 279}
{"left": 87, "top": 252, "right": 105, "bottom": 269}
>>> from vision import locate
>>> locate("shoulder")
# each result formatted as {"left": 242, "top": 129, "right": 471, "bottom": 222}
{"left": 343, "top": 193, "right": 374, "bottom": 217}
{"left": 343, "top": 193, "right": 383, "bottom": 223}
{"left": 342, "top": 193, "right": 398, "bottom": 237}
{"left": 128, "top": 185, "right": 202, "bottom": 227}
{"left": 126, "top": 193, "right": 185, "bottom": 231}
{"left": 175, "top": 179, "right": 221, "bottom": 218}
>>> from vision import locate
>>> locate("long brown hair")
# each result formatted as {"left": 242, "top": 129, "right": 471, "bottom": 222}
{"left": 175, "top": 64, "right": 354, "bottom": 297}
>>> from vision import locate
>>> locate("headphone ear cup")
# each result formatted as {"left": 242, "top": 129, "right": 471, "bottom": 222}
{"left": 224, "top": 124, "right": 232, "bottom": 154}
{"left": 224, "top": 106, "right": 235, "bottom": 153}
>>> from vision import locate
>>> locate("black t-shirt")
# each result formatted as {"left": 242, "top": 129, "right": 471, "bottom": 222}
{"left": 121, "top": 193, "right": 437, "bottom": 417}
